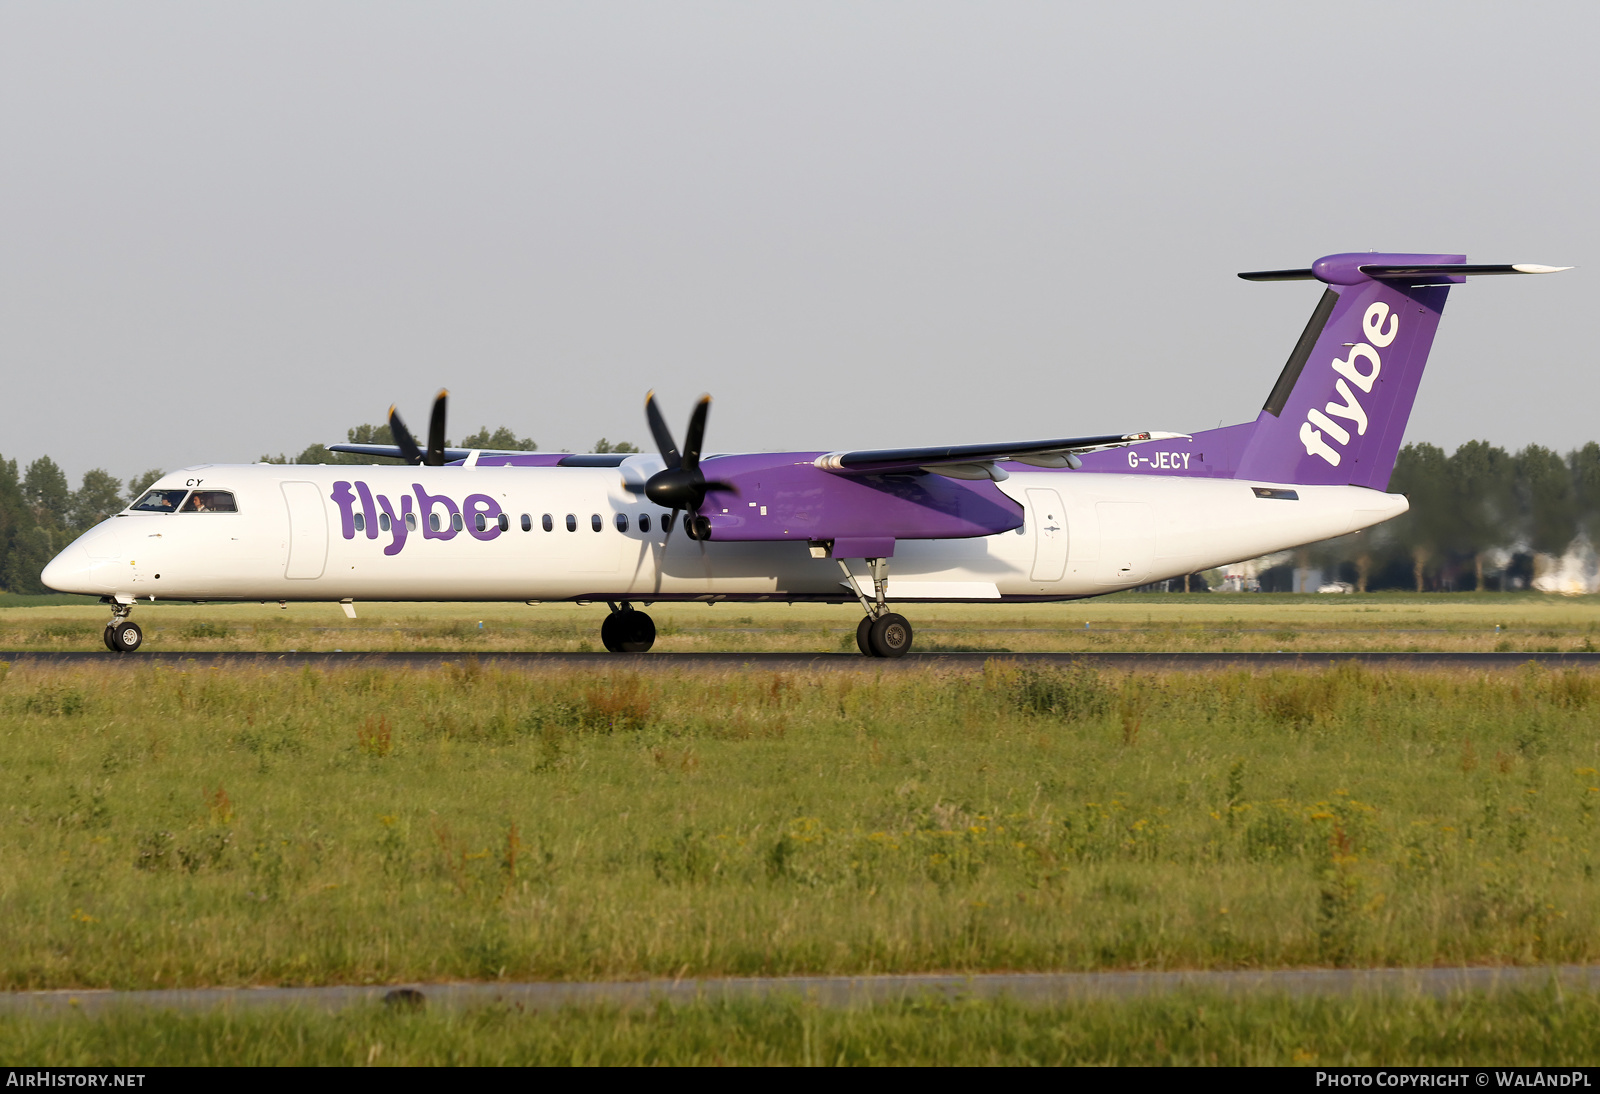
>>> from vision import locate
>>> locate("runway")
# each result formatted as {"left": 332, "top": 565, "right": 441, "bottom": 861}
{"left": 5, "top": 965, "right": 1595, "bottom": 1013}
{"left": 2, "top": 650, "right": 1600, "bottom": 671}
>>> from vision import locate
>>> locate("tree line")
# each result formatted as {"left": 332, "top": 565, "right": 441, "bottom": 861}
{"left": 3, "top": 431, "right": 1588, "bottom": 596}
{"left": 1284, "top": 441, "right": 1600, "bottom": 592}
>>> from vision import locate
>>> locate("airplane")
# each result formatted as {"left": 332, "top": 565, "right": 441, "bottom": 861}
{"left": 41, "top": 251, "right": 1569, "bottom": 657}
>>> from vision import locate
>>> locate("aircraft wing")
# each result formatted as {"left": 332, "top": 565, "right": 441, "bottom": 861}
{"left": 813, "top": 431, "right": 1189, "bottom": 480}
{"left": 326, "top": 443, "right": 528, "bottom": 463}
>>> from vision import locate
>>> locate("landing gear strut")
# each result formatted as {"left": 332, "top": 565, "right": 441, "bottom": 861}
{"left": 102, "top": 602, "right": 143, "bottom": 653}
{"left": 600, "top": 602, "right": 657, "bottom": 653}
{"left": 840, "top": 558, "right": 913, "bottom": 658}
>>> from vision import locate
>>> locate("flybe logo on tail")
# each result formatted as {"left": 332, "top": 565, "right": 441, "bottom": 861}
{"left": 1298, "top": 302, "right": 1399, "bottom": 466}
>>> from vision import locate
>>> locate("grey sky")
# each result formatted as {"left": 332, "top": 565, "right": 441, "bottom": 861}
{"left": 1, "top": 2, "right": 1592, "bottom": 485}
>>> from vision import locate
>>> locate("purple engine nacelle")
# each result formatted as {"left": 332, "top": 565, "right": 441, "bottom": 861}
{"left": 692, "top": 453, "right": 1023, "bottom": 555}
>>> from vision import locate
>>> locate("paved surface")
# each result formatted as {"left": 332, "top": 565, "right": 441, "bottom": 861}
{"left": 2, "top": 650, "right": 1599, "bottom": 671}
{"left": 5, "top": 966, "right": 1596, "bottom": 1013}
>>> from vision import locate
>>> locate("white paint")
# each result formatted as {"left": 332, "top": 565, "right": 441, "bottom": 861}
{"left": 1094, "top": 501, "right": 1154, "bottom": 585}
{"left": 1026, "top": 487, "right": 1068, "bottom": 582}
{"left": 280, "top": 481, "right": 328, "bottom": 580}
{"left": 42, "top": 461, "right": 1409, "bottom": 604}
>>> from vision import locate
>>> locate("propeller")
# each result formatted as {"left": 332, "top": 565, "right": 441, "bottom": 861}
{"left": 643, "top": 392, "right": 733, "bottom": 540}
{"left": 388, "top": 389, "right": 450, "bottom": 466}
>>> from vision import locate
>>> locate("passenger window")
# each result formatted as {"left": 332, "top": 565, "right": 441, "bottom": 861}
{"left": 565, "top": 514, "right": 577, "bottom": 532}
{"left": 498, "top": 513, "right": 509, "bottom": 532}
{"left": 451, "top": 513, "right": 463, "bottom": 532}
{"left": 179, "top": 490, "right": 238, "bottom": 513}
{"left": 429, "top": 513, "right": 441, "bottom": 532}
{"left": 130, "top": 489, "right": 187, "bottom": 513}
{"left": 405, "top": 513, "right": 418, "bottom": 532}
{"left": 615, "top": 513, "right": 629, "bottom": 532}
{"left": 543, "top": 514, "right": 553, "bottom": 532}
{"left": 354, "top": 512, "right": 366, "bottom": 532}
{"left": 662, "top": 512, "right": 675, "bottom": 533}
{"left": 591, "top": 513, "right": 603, "bottom": 532}
{"left": 474, "top": 513, "right": 487, "bottom": 532}
{"left": 379, "top": 513, "right": 391, "bottom": 532}
{"left": 639, "top": 513, "right": 651, "bottom": 533}
{"left": 521, "top": 514, "right": 532, "bottom": 532}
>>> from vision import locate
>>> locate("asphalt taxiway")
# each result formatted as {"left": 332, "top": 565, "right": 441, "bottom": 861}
{"left": 2, "top": 650, "right": 1598, "bottom": 671}
{"left": 5, "top": 966, "right": 1595, "bottom": 1013}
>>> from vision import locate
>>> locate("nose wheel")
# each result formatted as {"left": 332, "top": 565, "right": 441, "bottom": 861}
{"left": 103, "top": 606, "right": 143, "bottom": 653}
{"left": 600, "top": 602, "right": 656, "bottom": 653}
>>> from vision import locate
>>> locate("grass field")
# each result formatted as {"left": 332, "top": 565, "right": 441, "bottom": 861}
{"left": 7, "top": 989, "right": 1599, "bottom": 1066}
{"left": 6, "top": 595, "right": 1600, "bottom": 1064}
{"left": 3, "top": 591, "right": 1600, "bottom": 654}
{"left": 3, "top": 656, "right": 1599, "bottom": 990}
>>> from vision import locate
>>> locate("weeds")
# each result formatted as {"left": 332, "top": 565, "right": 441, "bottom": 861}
{"left": 357, "top": 715, "right": 393, "bottom": 757}
{"left": 1, "top": 660, "right": 1599, "bottom": 988}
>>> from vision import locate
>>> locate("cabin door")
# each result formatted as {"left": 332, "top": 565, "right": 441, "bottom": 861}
{"left": 281, "top": 481, "right": 329, "bottom": 579}
{"left": 1026, "top": 488, "right": 1069, "bottom": 582}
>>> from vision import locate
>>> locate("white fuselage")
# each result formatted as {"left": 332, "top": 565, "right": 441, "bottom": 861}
{"left": 42, "top": 459, "right": 1407, "bottom": 604}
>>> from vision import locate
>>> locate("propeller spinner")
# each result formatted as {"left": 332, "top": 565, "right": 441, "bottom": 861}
{"left": 388, "top": 389, "right": 450, "bottom": 466}
{"left": 643, "top": 392, "right": 731, "bottom": 540}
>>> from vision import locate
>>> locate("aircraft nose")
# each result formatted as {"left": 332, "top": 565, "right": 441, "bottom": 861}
{"left": 40, "top": 543, "right": 98, "bottom": 595}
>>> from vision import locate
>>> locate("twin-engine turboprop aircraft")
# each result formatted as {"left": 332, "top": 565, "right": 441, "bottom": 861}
{"left": 42, "top": 252, "right": 1568, "bottom": 656}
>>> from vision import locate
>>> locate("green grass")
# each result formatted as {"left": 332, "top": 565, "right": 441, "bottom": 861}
{"left": 3, "top": 659, "right": 1599, "bottom": 990}
{"left": 6, "top": 990, "right": 1599, "bottom": 1065}
{"left": 5, "top": 593, "right": 1600, "bottom": 654}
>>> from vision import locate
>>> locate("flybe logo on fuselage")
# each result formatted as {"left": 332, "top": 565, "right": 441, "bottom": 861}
{"left": 1298, "top": 302, "right": 1399, "bottom": 467}
{"left": 329, "top": 481, "right": 505, "bottom": 556}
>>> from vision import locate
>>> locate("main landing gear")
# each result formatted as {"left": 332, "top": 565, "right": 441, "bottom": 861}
{"left": 842, "top": 557, "right": 913, "bottom": 658}
{"left": 103, "top": 602, "right": 143, "bottom": 653}
{"left": 600, "top": 602, "right": 657, "bottom": 653}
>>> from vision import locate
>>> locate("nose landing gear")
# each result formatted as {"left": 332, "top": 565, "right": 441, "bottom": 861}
{"left": 102, "top": 602, "right": 143, "bottom": 653}
{"left": 841, "top": 557, "right": 913, "bottom": 658}
{"left": 600, "top": 602, "right": 657, "bottom": 653}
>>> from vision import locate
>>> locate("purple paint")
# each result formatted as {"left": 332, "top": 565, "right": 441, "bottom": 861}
{"left": 1236, "top": 253, "right": 1459, "bottom": 489}
{"left": 694, "top": 454, "right": 1022, "bottom": 544}
{"left": 1073, "top": 253, "right": 1464, "bottom": 491}
{"left": 376, "top": 492, "right": 411, "bottom": 556}
{"left": 330, "top": 482, "right": 358, "bottom": 540}
{"left": 354, "top": 482, "right": 381, "bottom": 541}
{"left": 833, "top": 537, "right": 895, "bottom": 558}
{"left": 414, "top": 483, "right": 461, "bottom": 540}
{"left": 463, "top": 493, "right": 503, "bottom": 541}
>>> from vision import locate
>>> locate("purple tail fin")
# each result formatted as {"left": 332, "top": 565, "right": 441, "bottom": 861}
{"left": 1067, "top": 252, "right": 1564, "bottom": 485}
{"left": 1232, "top": 252, "right": 1462, "bottom": 490}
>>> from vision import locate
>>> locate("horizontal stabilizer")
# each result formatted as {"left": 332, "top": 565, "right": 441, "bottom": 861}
{"left": 814, "top": 432, "right": 1189, "bottom": 478}
{"left": 1240, "top": 263, "right": 1571, "bottom": 282}
{"left": 1359, "top": 263, "right": 1573, "bottom": 279}
{"left": 1237, "top": 268, "right": 1318, "bottom": 282}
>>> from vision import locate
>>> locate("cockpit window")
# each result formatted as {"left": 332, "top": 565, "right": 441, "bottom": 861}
{"left": 129, "top": 489, "right": 188, "bottom": 513}
{"left": 180, "top": 490, "right": 238, "bottom": 513}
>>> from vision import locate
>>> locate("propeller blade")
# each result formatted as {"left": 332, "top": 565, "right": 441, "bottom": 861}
{"left": 682, "top": 395, "right": 711, "bottom": 474}
{"left": 426, "top": 389, "right": 449, "bottom": 466}
{"left": 644, "top": 391, "right": 681, "bottom": 469}
{"left": 388, "top": 405, "right": 425, "bottom": 466}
